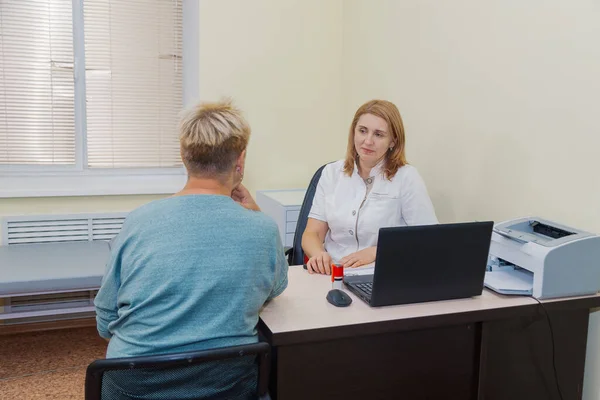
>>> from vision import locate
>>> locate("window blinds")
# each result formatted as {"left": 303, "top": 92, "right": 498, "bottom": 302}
{"left": 0, "top": 0, "right": 182, "bottom": 169}
{"left": 0, "top": 0, "right": 76, "bottom": 166}
{"left": 83, "top": 0, "right": 183, "bottom": 168}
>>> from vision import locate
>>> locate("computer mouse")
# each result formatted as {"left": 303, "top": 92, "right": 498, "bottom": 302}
{"left": 326, "top": 289, "right": 352, "bottom": 307}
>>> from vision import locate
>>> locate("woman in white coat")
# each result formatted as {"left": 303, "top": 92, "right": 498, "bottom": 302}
{"left": 302, "top": 99, "right": 438, "bottom": 274}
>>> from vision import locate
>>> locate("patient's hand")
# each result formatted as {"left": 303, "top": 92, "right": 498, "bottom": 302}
{"left": 232, "top": 184, "right": 260, "bottom": 211}
{"left": 340, "top": 247, "right": 376, "bottom": 268}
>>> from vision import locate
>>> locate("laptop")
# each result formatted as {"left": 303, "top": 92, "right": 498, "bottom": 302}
{"left": 344, "top": 221, "right": 494, "bottom": 307}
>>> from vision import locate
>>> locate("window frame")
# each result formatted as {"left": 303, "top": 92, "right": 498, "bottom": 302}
{"left": 0, "top": 0, "right": 198, "bottom": 198}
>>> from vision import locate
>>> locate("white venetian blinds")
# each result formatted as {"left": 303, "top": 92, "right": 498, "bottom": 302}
{"left": 0, "top": 0, "right": 76, "bottom": 166}
{"left": 0, "top": 0, "right": 182, "bottom": 169}
{"left": 83, "top": 0, "right": 183, "bottom": 168}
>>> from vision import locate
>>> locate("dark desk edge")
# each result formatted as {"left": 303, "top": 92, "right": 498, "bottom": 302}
{"left": 259, "top": 294, "right": 600, "bottom": 346}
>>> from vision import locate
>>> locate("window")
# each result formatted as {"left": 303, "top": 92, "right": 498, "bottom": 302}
{"left": 0, "top": 0, "right": 188, "bottom": 197}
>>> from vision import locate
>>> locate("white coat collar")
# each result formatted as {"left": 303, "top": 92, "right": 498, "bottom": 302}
{"left": 353, "top": 158, "right": 386, "bottom": 180}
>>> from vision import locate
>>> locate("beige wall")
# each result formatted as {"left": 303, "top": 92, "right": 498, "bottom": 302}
{"left": 0, "top": 195, "right": 166, "bottom": 218}
{"left": 342, "top": 1, "right": 600, "bottom": 398}
{"left": 343, "top": 0, "right": 600, "bottom": 232}
{"left": 197, "top": 0, "right": 345, "bottom": 192}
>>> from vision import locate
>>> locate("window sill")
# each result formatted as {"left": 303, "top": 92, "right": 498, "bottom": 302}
{"left": 0, "top": 171, "right": 188, "bottom": 198}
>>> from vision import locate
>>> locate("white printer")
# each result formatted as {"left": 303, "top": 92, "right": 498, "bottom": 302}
{"left": 484, "top": 217, "right": 600, "bottom": 299}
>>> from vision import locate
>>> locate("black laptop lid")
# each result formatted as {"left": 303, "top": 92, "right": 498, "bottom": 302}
{"left": 370, "top": 221, "right": 493, "bottom": 307}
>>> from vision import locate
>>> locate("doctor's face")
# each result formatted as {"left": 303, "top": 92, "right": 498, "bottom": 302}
{"left": 354, "top": 113, "right": 395, "bottom": 166}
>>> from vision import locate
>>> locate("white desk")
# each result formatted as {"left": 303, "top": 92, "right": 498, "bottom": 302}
{"left": 261, "top": 267, "right": 540, "bottom": 339}
{"left": 259, "top": 266, "right": 600, "bottom": 400}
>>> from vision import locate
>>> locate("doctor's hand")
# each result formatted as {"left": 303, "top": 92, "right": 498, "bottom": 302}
{"left": 306, "top": 251, "right": 332, "bottom": 275}
{"left": 232, "top": 184, "right": 260, "bottom": 211}
{"left": 340, "top": 247, "right": 377, "bottom": 268}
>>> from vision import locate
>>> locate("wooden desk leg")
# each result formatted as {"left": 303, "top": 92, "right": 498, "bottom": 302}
{"left": 478, "top": 308, "right": 589, "bottom": 400}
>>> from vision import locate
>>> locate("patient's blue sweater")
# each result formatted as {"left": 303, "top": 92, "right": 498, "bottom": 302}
{"left": 95, "top": 195, "right": 288, "bottom": 358}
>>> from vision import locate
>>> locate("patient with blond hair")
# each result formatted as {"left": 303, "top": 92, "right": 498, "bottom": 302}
{"left": 95, "top": 99, "right": 288, "bottom": 398}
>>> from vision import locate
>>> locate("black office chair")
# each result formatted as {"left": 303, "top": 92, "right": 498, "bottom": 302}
{"left": 85, "top": 342, "right": 271, "bottom": 400}
{"left": 285, "top": 163, "right": 330, "bottom": 266}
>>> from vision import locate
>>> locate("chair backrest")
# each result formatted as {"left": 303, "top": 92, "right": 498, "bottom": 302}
{"left": 85, "top": 342, "right": 271, "bottom": 400}
{"left": 288, "top": 163, "right": 330, "bottom": 266}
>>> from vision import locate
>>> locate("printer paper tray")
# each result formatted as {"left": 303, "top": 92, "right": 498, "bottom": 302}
{"left": 484, "top": 269, "right": 533, "bottom": 296}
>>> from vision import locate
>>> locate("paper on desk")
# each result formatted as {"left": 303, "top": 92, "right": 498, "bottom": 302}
{"left": 344, "top": 263, "right": 375, "bottom": 276}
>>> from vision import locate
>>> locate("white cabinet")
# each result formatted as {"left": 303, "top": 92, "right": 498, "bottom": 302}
{"left": 256, "top": 189, "right": 306, "bottom": 248}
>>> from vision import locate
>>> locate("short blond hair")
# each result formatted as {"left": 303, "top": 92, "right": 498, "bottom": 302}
{"left": 179, "top": 99, "right": 251, "bottom": 177}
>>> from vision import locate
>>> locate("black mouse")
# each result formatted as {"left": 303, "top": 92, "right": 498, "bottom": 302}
{"left": 326, "top": 289, "right": 352, "bottom": 307}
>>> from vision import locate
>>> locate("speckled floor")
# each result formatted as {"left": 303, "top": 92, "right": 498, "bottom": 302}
{"left": 0, "top": 327, "right": 107, "bottom": 399}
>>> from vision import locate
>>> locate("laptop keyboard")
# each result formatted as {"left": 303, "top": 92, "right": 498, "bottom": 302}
{"left": 356, "top": 282, "right": 373, "bottom": 295}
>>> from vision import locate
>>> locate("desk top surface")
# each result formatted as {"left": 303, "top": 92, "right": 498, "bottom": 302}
{"left": 259, "top": 266, "right": 600, "bottom": 344}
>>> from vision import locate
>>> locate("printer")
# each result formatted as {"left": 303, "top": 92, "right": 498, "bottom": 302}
{"left": 484, "top": 217, "right": 600, "bottom": 299}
